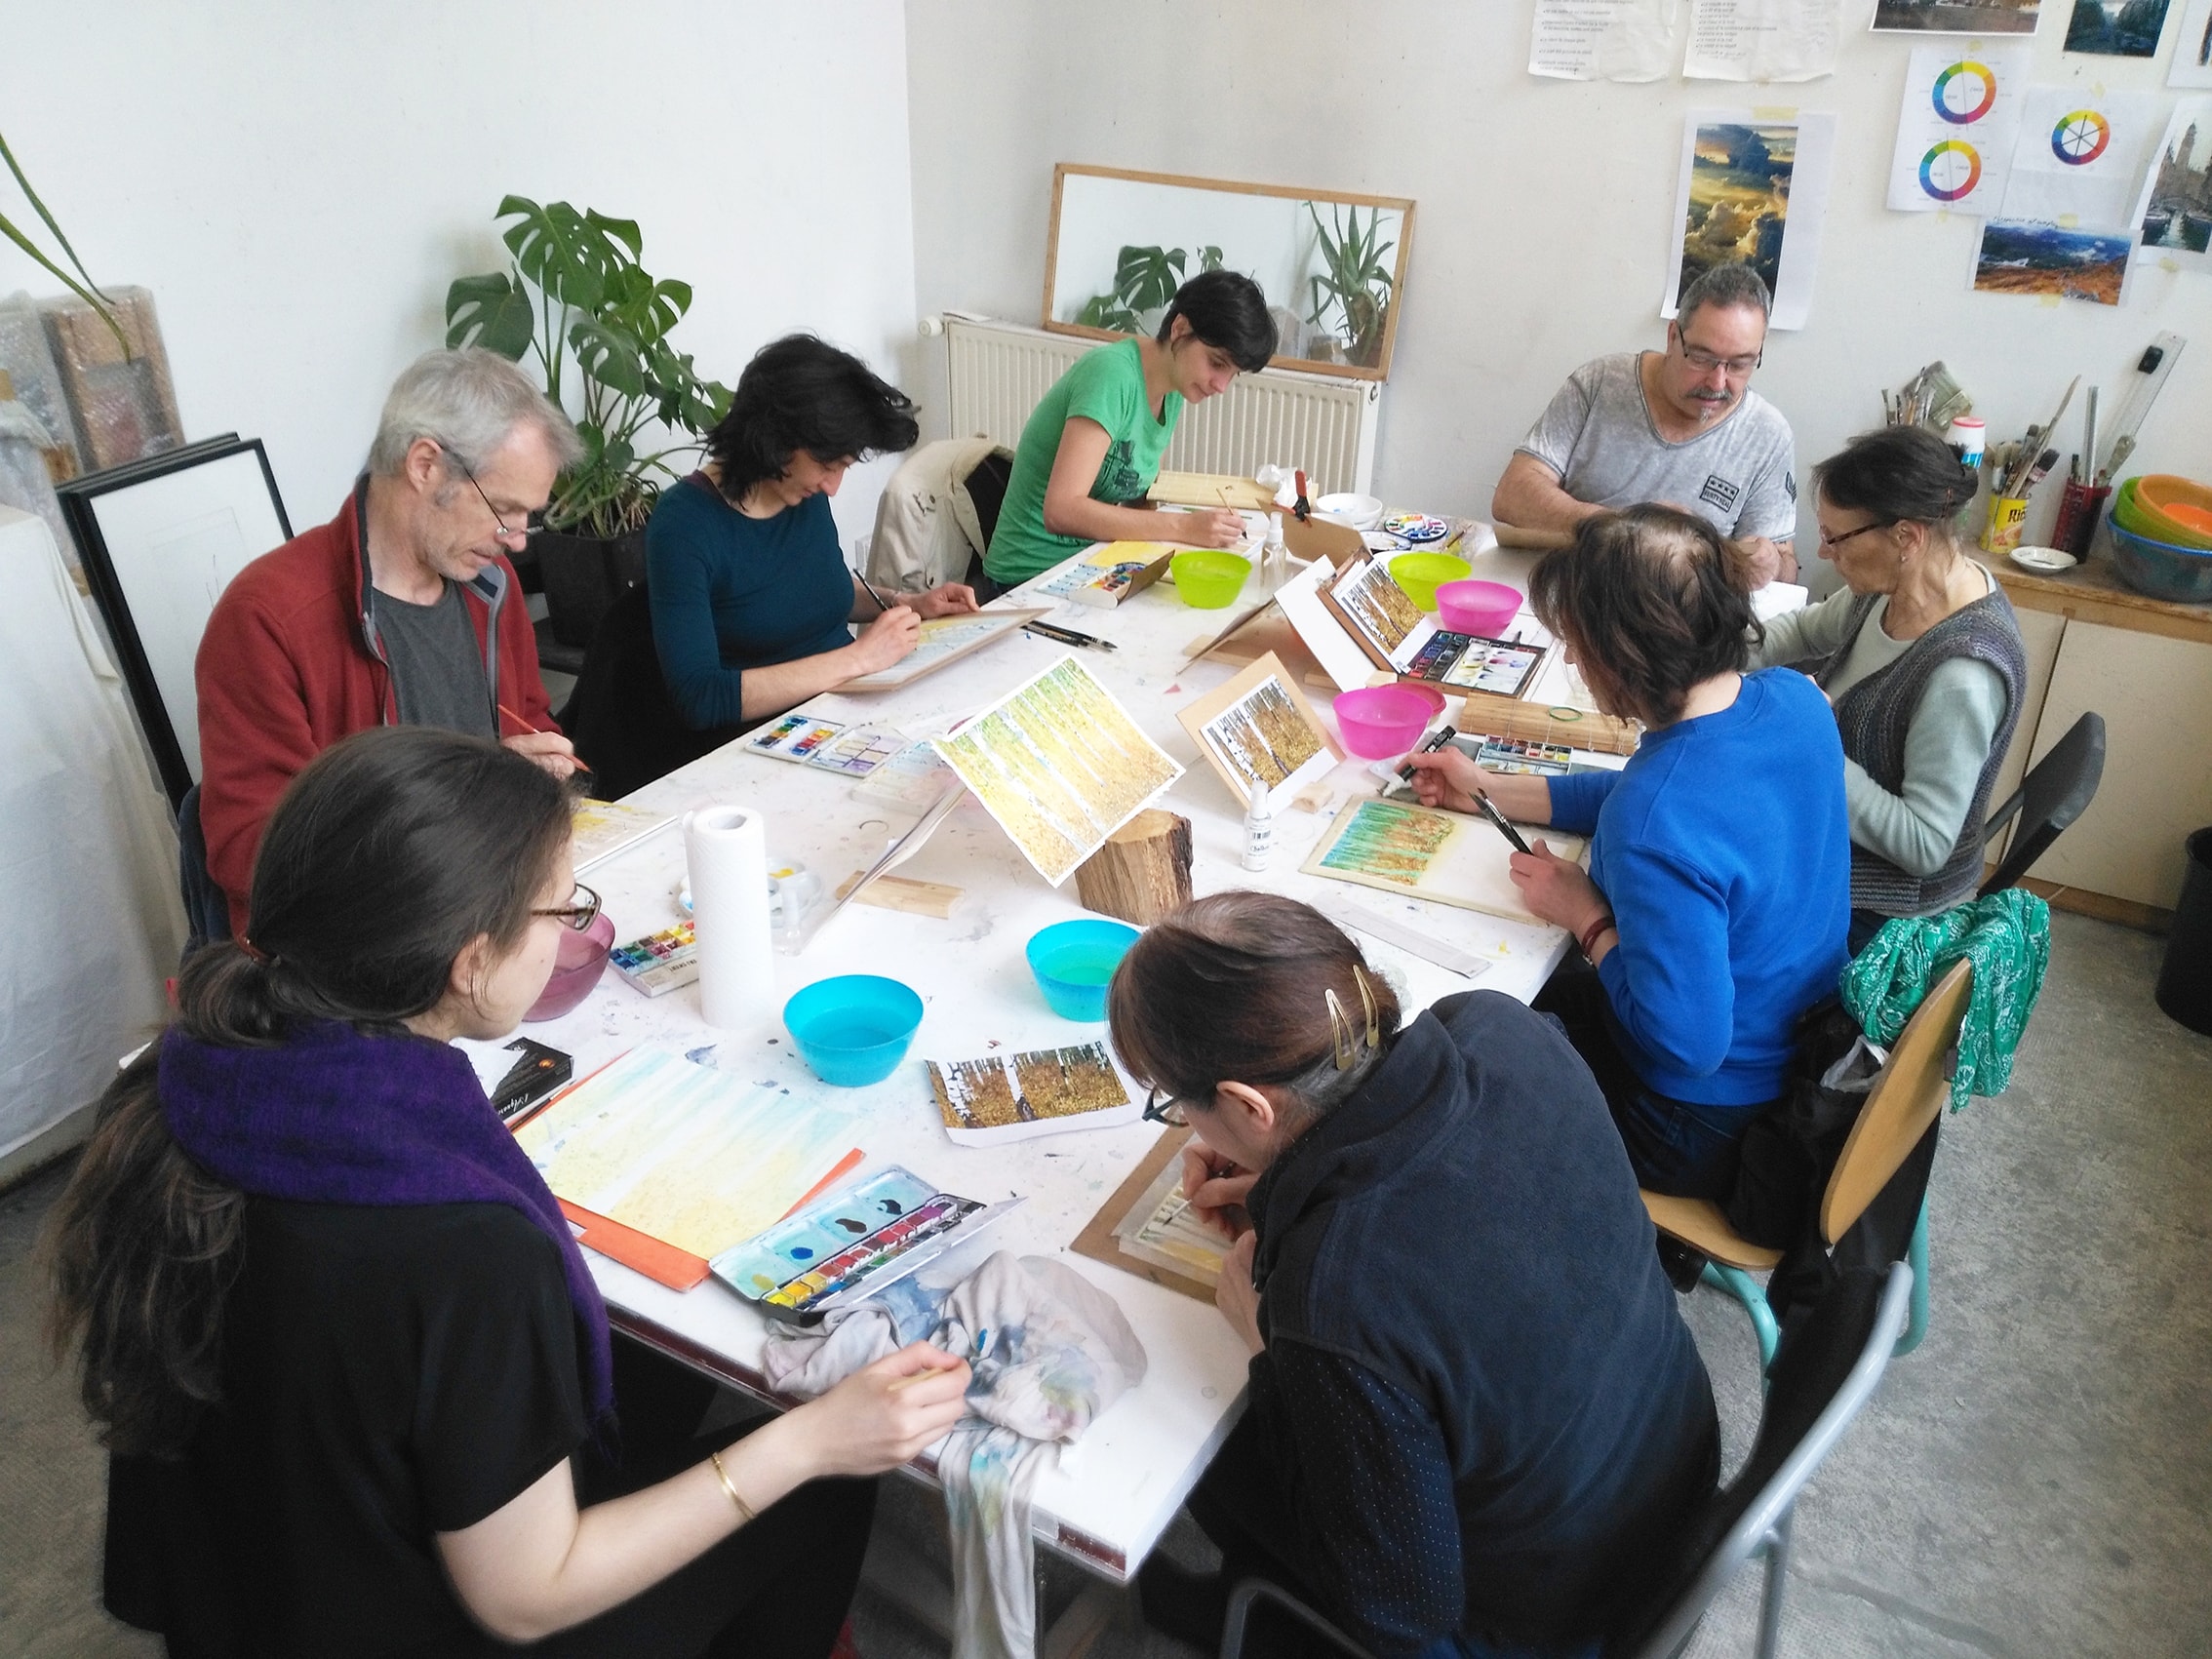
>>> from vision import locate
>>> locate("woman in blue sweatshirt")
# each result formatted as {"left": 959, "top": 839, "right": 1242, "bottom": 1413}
{"left": 1111, "top": 893, "right": 1718, "bottom": 1657}
{"left": 1409, "top": 505, "right": 1850, "bottom": 1199}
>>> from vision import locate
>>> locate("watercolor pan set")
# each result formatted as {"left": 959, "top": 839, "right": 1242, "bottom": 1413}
{"left": 610, "top": 920, "right": 699, "bottom": 997}
{"left": 745, "top": 713, "right": 910, "bottom": 777}
{"left": 709, "top": 1165, "right": 1021, "bottom": 1324}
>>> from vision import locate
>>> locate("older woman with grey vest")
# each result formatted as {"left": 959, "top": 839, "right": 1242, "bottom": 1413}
{"left": 1754, "top": 426, "right": 2027, "bottom": 949}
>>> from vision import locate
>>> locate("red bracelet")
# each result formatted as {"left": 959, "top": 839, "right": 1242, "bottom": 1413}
{"left": 1577, "top": 914, "right": 1617, "bottom": 959}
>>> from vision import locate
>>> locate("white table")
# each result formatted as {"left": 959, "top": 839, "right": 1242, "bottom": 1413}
{"left": 521, "top": 539, "right": 1573, "bottom": 1582}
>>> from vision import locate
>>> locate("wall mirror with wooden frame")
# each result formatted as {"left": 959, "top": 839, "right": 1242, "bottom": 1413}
{"left": 1042, "top": 165, "right": 1415, "bottom": 382}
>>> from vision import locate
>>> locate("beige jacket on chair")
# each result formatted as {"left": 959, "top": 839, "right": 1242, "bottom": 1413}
{"left": 866, "top": 436, "right": 1008, "bottom": 594}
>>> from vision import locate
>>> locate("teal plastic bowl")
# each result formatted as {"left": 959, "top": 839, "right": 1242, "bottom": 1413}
{"left": 2108, "top": 522, "right": 2212, "bottom": 605}
{"left": 782, "top": 974, "right": 924, "bottom": 1086}
{"left": 1025, "top": 919, "right": 1140, "bottom": 1021}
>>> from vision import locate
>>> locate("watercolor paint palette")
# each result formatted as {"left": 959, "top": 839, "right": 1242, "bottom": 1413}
{"left": 745, "top": 714, "right": 909, "bottom": 777}
{"left": 609, "top": 920, "right": 699, "bottom": 997}
{"left": 709, "top": 1165, "right": 1021, "bottom": 1324}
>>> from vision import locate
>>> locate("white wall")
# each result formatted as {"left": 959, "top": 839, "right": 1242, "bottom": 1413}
{"left": 1, "top": 1, "right": 919, "bottom": 551}
{"left": 905, "top": 0, "right": 2212, "bottom": 565}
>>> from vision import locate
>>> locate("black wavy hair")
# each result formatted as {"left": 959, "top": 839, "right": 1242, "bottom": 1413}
{"left": 1157, "top": 270, "right": 1277, "bottom": 374}
{"left": 705, "top": 334, "right": 920, "bottom": 502}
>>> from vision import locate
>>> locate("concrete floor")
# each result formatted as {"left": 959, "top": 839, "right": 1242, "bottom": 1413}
{"left": 4, "top": 909, "right": 2208, "bottom": 1658}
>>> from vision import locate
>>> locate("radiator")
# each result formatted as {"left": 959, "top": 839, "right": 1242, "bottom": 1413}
{"left": 941, "top": 316, "right": 1381, "bottom": 496}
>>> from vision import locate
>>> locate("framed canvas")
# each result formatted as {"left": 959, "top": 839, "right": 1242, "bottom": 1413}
{"left": 58, "top": 436, "right": 291, "bottom": 808}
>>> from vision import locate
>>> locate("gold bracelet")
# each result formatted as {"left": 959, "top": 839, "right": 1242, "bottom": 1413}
{"left": 708, "top": 1449, "right": 755, "bottom": 1525}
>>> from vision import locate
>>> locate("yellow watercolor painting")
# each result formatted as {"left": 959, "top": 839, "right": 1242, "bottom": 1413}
{"left": 928, "top": 653, "right": 1183, "bottom": 885}
{"left": 513, "top": 1047, "right": 858, "bottom": 1258}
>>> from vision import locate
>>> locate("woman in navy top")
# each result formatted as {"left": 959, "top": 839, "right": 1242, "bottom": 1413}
{"left": 1410, "top": 505, "right": 1850, "bottom": 1198}
{"left": 646, "top": 336, "right": 978, "bottom": 731}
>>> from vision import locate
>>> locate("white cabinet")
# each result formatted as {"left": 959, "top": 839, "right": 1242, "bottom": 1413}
{"left": 1992, "top": 565, "right": 2212, "bottom": 917}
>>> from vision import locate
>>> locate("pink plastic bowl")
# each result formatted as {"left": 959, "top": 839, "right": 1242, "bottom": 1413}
{"left": 524, "top": 909, "right": 616, "bottom": 1022}
{"left": 1333, "top": 686, "right": 1435, "bottom": 760}
{"left": 1436, "top": 579, "right": 1522, "bottom": 638}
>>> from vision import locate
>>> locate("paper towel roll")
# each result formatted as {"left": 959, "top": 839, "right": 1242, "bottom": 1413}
{"left": 684, "top": 805, "right": 774, "bottom": 1030}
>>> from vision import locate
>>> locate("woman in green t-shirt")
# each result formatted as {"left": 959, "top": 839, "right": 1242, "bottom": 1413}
{"left": 982, "top": 270, "right": 1277, "bottom": 591}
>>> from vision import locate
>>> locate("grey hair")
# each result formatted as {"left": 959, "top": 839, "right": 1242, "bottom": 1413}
{"left": 366, "top": 348, "right": 583, "bottom": 478}
{"left": 1677, "top": 262, "right": 1772, "bottom": 331}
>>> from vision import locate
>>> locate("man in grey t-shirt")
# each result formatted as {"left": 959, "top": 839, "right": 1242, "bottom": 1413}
{"left": 1493, "top": 262, "right": 1798, "bottom": 585}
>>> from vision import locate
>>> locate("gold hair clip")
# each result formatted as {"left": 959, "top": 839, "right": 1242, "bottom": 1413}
{"left": 1327, "top": 968, "right": 1383, "bottom": 1071}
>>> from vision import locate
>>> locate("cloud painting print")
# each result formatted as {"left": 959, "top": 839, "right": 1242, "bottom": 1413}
{"left": 1680, "top": 124, "right": 1796, "bottom": 301}
{"left": 1973, "top": 218, "right": 2132, "bottom": 304}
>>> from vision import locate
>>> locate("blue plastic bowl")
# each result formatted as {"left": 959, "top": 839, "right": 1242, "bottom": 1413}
{"left": 782, "top": 974, "right": 925, "bottom": 1086}
{"left": 1025, "top": 919, "right": 1141, "bottom": 1021}
{"left": 2108, "top": 522, "right": 2212, "bottom": 605}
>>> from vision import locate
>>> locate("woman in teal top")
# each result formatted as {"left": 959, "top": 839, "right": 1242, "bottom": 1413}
{"left": 983, "top": 271, "right": 1278, "bottom": 590}
{"left": 647, "top": 336, "right": 977, "bottom": 731}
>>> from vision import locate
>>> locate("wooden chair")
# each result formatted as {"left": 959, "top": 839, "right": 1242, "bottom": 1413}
{"left": 1642, "top": 959, "right": 1973, "bottom": 1370}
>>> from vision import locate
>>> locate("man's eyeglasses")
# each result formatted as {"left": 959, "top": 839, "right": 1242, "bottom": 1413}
{"left": 447, "top": 448, "right": 544, "bottom": 547}
{"left": 532, "top": 883, "right": 602, "bottom": 932}
{"left": 1142, "top": 1088, "right": 1189, "bottom": 1128}
{"left": 1675, "top": 336, "right": 1763, "bottom": 376}
{"left": 1818, "top": 519, "right": 1896, "bottom": 552}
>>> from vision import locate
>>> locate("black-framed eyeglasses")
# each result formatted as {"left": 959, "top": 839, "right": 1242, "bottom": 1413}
{"left": 446, "top": 448, "right": 544, "bottom": 546}
{"left": 1142, "top": 1088, "right": 1189, "bottom": 1128}
{"left": 532, "top": 882, "right": 602, "bottom": 932}
{"left": 1678, "top": 341, "right": 1764, "bottom": 376}
{"left": 1818, "top": 519, "right": 1896, "bottom": 552}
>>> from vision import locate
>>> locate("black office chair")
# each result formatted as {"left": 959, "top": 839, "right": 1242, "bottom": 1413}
{"left": 1979, "top": 711, "right": 2106, "bottom": 896}
{"left": 559, "top": 584, "right": 741, "bottom": 801}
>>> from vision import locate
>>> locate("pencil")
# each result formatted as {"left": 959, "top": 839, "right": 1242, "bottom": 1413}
{"left": 496, "top": 703, "right": 592, "bottom": 772}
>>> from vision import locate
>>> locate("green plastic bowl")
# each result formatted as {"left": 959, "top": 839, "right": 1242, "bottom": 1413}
{"left": 2115, "top": 477, "right": 2212, "bottom": 551}
{"left": 1170, "top": 550, "right": 1252, "bottom": 609}
{"left": 1390, "top": 552, "right": 1473, "bottom": 612}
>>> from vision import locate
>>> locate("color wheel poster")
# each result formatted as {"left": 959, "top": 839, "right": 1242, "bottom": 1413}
{"left": 1997, "top": 87, "right": 2162, "bottom": 225}
{"left": 1886, "top": 46, "right": 2030, "bottom": 213}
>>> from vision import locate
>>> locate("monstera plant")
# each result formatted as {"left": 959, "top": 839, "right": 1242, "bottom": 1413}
{"left": 446, "top": 197, "right": 731, "bottom": 540}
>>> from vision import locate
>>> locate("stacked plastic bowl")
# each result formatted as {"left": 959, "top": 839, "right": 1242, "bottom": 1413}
{"left": 2109, "top": 475, "right": 2212, "bottom": 604}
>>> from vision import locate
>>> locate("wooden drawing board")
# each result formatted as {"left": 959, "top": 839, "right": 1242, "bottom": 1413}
{"left": 1175, "top": 651, "right": 1342, "bottom": 806}
{"left": 840, "top": 607, "right": 1051, "bottom": 692}
{"left": 1274, "top": 555, "right": 1386, "bottom": 691}
{"left": 1301, "top": 796, "right": 1586, "bottom": 927}
{"left": 1199, "top": 607, "right": 1334, "bottom": 690}
{"left": 1069, "top": 1127, "right": 1219, "bottom": 1304}
{"left": 1148, "top": 470, "right": 1279, "bottom": 512}
{"left": 1319, "top": 554, "right": 1436, "bottom": 674}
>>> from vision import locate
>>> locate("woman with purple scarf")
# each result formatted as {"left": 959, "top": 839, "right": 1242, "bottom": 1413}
{"left": 47, "top": 728, "right": 970, "bottom": 1658}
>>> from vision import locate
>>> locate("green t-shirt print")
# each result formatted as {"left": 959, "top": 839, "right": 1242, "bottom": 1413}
{"left": 984, "top": 339, "right": 1181, "bottom": 584}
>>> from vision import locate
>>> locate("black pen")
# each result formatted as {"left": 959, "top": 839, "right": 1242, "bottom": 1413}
{"left": 1023, "top": 620, "right": 1118, "bottom": 652}
{"left": 1397, "top": 724, "right": 1458, "bottom": 784}
{"left": 1473, "top": 789, "right": 1532, "bottom": 856}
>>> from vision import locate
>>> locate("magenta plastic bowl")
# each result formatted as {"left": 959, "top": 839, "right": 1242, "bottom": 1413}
{"left": 1333, "top": 686, "right": 1435, "bottom": 759}
{"left": 1436, "top": 579, "right": 1521, "bottom": 638}
{"left": 524, "top": 910, "right": 615, "bottom": 1022}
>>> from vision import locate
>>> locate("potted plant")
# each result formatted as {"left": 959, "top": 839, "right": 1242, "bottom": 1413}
{"left": 1073, "top": 243, "right": 1223, "bottom": 334}
{"left": 1303, "top": 203, "right": 1395, "bottom": 370}
{"left": 446, "top": 197, "right": 731, "bottom": 649}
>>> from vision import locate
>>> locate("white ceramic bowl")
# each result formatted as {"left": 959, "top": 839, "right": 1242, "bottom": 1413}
{"left": 1315, "top": 492, "right": 1384, "bottom": 531}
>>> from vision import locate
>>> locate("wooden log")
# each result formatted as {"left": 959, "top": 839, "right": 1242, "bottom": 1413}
{"left": 1074, "top": 809, "right": 1193, "bottom": 926}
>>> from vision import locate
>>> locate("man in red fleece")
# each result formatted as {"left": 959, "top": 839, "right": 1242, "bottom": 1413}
{"left": 196, "top": 349, "right": 583, "bottom": 932}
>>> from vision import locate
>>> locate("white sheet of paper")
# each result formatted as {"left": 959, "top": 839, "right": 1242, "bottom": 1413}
{"left": 1751, "top": 579, "right": 1809, "bottom": 620}
{"left": 2173, "top": 0, "right": 2212, "bottom": 86}
{"left": 1529, "top": 0, "right": 1681, "bottom": 80}
{"left": 1885, "top": 45, "right": 2031, "bottom": 214}
{"left": 1275, "top": 556, "right": 1382, "bottom": 692}
{"left": 1682, "top": 0, "right": 1841, "bottom": 81}
{"left": 2124, "top": 98, "right": 2212, "bottom": 292}
{"left": 1998, "top": 87, "right": 2163, "bottom": 228}
{"left": 1661, "top": 110, "right": 1839, "bottom": 331}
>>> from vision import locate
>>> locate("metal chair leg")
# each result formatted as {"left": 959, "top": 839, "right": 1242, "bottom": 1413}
{"left": 1701, "top": 1262, "right": 1780, "bottom": 1372}
{"left": 1894, "top": 1202, "right": 1930, "bottom": 1358}
{"left": 1755, "top": 1508, "right": 1795, "bottom": 1659}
